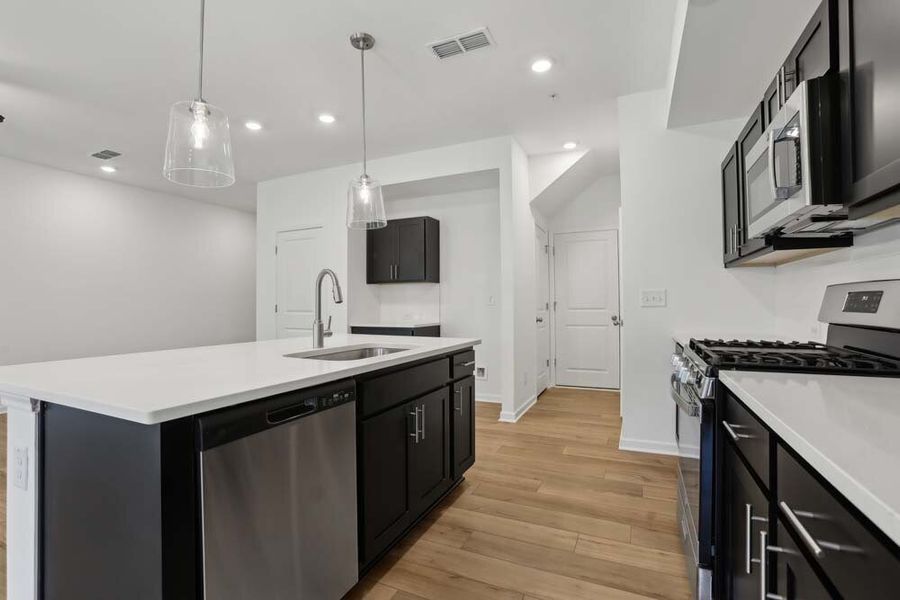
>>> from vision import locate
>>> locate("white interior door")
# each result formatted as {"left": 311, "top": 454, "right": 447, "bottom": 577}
{"left": 535, "top": 225, "right": 551, "bottom": 394}
{"left": 554, "top": 230, "right": 620, "bottom": 388}
{"left": 275, "top": 226, "right": 325, "bottom": 338}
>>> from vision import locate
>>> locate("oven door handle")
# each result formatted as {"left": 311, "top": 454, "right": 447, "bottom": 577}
{"left": 670, "top": 374, "right": 699, "bottom": 417}
{"left": 767, "top": 128, "right": 779, "bottom": 201}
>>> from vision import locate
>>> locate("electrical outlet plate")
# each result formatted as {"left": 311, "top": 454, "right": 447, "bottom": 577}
{"left": 475, "top": 366, "right": 487, "bottom": 380}
{"left": 640, "top": 289, "right": 667, "bottom": 307}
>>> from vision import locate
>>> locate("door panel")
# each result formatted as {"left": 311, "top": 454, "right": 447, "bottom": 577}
{"left": 535, "top": 226, "right": 551, "bottom": 393}
{"left": 409, "top": 388, "right": 451, "bottom": 513}
{"left": 359, "top": 402, "right": 412, "bottom": 565}
{"left": 396, "top": 219, "right": 426, "bottom": 282}
{"left": 275, "top": 227, "right": 325, "bottom": 338}
{"left": 722, "top": 143, "right": 741, "bottom": 264}
{"left": 554, "top": 231, "right": 620, "bottom": 388}
{"left": 367, "top": 225, "right": 395, "bottom": 283}
{"left": 452, "top": 377, "right": 475, "bottom": 479}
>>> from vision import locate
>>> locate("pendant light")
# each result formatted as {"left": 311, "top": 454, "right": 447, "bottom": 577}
{"left": 163, "top": 0, "right": 235, "bottom": 188}
{"left": 347, "top": 32, "right": 387, "bottom": 230}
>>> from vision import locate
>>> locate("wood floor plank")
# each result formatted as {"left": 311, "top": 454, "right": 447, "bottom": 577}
{"left": 373, "top": 559, "right": 524, "bottom": 600}
{"left": 575, "top": 533, "right": 689, "bottom": 577}
{"left": 431, "top": 506, "right": 579, "bottom": 551}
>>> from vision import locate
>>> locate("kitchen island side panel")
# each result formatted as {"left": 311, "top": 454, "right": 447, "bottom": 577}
{"left": 41, "top": 403, "right": 198, "bottom": 599}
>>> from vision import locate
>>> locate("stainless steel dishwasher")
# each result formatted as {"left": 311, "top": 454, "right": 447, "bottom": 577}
{"left": 197, "top": 379, "right": 358, "bottom": 600}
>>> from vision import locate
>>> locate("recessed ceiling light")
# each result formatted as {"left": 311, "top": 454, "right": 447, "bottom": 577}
{"left": 563, "top": 142, "right": 577, "bottom": 150}
{"left": 100, "top": 165, "right": 117, "bottom": 173}
{"left": 531, "top": 58, "right": 553, "bottom": 73}
{"left": 244, "top": 121, "right": 263, "bottom": 131}
{"left": 318, "top": 113, "right": 336, "bottom": 124}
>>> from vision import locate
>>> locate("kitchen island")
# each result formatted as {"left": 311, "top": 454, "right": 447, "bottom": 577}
{"left": 0, "top": 333, "right": 480, "bottom": 600}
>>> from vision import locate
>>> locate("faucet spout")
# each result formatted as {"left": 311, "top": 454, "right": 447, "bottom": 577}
{"left": 313, "top": 269, "right": 343, "bottom": 348}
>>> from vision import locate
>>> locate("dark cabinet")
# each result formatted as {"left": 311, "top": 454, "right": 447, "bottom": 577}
{"left": 736, "top": 106, "right": 767, "bottom": 258}
{"left": 359, "top": 401, "right": 414, "bottom": 565}
{"left": 719, "top": 437, "right": 770, "bottom": 599}
{"left": 451, "top": 376, "right": 475, "bottom": 479}
{"left": 366, "top": 217, "right": 440, "bottom": 283}
{"left": 721, "top": 143, "right": 742, "bottom": 265}
{"left": 784, "top": 0, "right": 837, "bottom": 99}
{"left": 408, "top": 388, "right": 451, "bottom": 514}
{"left": 770, "top": 519, "right": 834, "bottom": 600}
{"left": 350, "top": 325, "right": 441, "bottom": 337}
{"left": 838, "top": 0, "right": 900, "bottom": 220}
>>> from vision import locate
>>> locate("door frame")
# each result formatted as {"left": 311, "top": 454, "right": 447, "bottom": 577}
{"left": 274, "top": 223, "right": 326, "bottom": 339}
{"left": 549, "top": 227, "right": 621, "bottom": 390}
{"left": 535, "top": 224, "right": 552, "bottom": 395}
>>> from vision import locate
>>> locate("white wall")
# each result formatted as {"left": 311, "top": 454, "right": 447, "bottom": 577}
{"left": 0, "top": 155, "right": 257, "bottom": 366}
{"left": 257, "top": 137, "right": 536, "bottom": 421}
{"left": 617, "top": 89, "right": 777, "bottom": 454}
{"left": 772, "top": 223, "right": 900, "bottom": 341}
{"left": 373, "top": 187, "right": 502, "bottom": 401}
{"left": 549, "top": 175, "right": 621, "bottom": 234}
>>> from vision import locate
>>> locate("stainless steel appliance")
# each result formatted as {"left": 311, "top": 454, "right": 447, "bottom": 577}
{"left": 672, "top": 279, "right": 900, "bottom": 599}
{"left": 744, "top": 75, "right": 840, "bottom": 238}
{"left": 197, "top": 379, "right": 358, "bottom": 600}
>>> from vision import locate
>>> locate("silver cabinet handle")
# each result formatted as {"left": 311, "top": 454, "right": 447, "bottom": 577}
{"left": 722, "top": 421, "right": 752, "bottom": 441}
{"left": 779, "top": 501, "right": 823, "bottom": 557}
{"left": 455, "top": 387, "right": 463, "bottom": 414}
{"left": 409, "top": 407, "right": 420, "bottom": 444}
{"left": 759, "top": 530, "right": 768, "bottom": 600}
{"left": 745, "top": 504, "right": 753, "bottom": 574}
{"left": 460, "top": 361, "right": 476, "bottom": 367}
{"left": 419, "top": 404, "right": 425, "bottom": 440}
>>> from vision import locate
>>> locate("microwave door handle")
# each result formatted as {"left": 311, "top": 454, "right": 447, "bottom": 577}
{"left": 767, "top": 129, "right": 779, "bottom": 201}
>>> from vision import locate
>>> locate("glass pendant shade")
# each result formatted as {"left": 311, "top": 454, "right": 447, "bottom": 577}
{"left": 347, "top": 174, "right": 386, "bottom": 229}
{"left": 163, "top": 99, "right": 235, "bottom": 188}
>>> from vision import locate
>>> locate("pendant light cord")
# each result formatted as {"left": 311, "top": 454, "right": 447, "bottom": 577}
{"left": 197, "top": 0, "right": 206, "bottom": 102}
{"left": 360, "top": 45, "right": 367, "bottom": 176}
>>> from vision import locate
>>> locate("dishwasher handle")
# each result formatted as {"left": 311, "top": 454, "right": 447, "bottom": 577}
{"left": 266, "top": 399, "right": 317, "bottom": 424}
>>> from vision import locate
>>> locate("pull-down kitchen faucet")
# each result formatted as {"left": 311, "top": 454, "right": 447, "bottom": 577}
{"left": 313, "top": 268, "right": 344, "bottom": 348}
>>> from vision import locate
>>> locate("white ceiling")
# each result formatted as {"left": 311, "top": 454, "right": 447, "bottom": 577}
{"left": 667, "top": 0, "right": 820, "bottom": 128}
{"left": 0, "top": 0, "right": 677, "bottom": 212}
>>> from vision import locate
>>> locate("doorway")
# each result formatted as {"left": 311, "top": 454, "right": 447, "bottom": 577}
{"left": 553, "top": 229, "right": 620, "bottom": 389}
{"left": 535, "top": 225, "right": 551, "bottom": 395}
{"left": 275, "top": 225, "right": 326, "bottom": 339}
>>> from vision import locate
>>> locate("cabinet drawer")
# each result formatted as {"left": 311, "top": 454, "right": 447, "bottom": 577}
{"left": 777, "top": 444, "right": 900, "bottom": 599}
{"left": 358, "top": 358, "right": 449, "bottom": 418}
{"left": 721, "top": 392, "right": 769, "bottom": 487}
{"left": 451, "top": 349, "right": 475, "bottom": 380}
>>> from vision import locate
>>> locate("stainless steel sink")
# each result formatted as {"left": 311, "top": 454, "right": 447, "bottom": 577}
{"left": 284, "top": 345, "right": 412, "bottom": 361}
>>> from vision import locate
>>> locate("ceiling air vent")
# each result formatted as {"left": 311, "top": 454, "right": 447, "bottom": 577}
{"left": 428, "top": 28, "right": 494, "bottom": 59}
{"left": 91, "top": 149, "right": 121, "bottom": 160}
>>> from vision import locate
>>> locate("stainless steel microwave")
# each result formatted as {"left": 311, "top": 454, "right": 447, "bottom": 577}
{"left": 744, "top": 76, "right": 841, "bottom": 238}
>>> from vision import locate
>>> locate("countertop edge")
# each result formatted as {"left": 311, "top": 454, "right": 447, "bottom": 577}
{"left": 5, "top": 339, "right": 481, "bottom": 425}
{"left": 719, "top": 371, "right": 900, "bottom": 548}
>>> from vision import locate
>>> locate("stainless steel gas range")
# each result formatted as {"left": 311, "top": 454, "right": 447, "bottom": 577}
{"left": 671, "top": 279, "right": 900, "bottom": 599}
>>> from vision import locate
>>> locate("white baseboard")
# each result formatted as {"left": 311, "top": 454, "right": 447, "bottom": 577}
{"left": 618, "top": 436, "right": 678, "bottom": 456}
{"left": 498, "top": 394, "right": 537, "bottom": 423}
{"left": 475, "top": 393, "right": 501, "bottom": 404}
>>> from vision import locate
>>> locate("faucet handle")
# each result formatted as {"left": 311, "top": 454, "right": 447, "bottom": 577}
{"left": 324, "top": 315, "right": 333, "bottom": 337}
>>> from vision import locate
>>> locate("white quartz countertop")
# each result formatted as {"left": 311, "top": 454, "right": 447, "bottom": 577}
{"left": 351, "top": 322, "right": 440, "bottom": 329}
{"left": 720, "top": 370, "right": 900, "bottom": 546}
{"left": 0, "top": 334, "right": 480, "bottom": 425}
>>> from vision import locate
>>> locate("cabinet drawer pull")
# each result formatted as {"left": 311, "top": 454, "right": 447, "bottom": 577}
{"left": 457, "top": 360, "right": 476, "bottom": 367}
{"left": 779, "top": 501, "right": 823, "bottom": 557}
{"left": 759, "top": 530, "right": 768, "bottom": 600}
{"left": 455, "top": 388, "right": 463, "bottom": 414}
{"left": 419, "top": 404, "right": 426, "bottom": 440}
{"left": 409, "top": 407, "right": 420, "bottom": 444}
{"left": 722, "top": 421, "right": 752, "bottom": 441}
{"left": 745, "top": 504, "right": 753, "bottom": 574}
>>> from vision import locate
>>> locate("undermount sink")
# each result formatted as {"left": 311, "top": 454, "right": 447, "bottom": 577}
{"left": 284, "top": 344, "right": 413, "bottom": 361}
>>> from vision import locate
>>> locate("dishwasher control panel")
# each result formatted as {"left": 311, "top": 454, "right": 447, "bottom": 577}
{"left": 319, "top": 387, "right": 355, "bottom": 410}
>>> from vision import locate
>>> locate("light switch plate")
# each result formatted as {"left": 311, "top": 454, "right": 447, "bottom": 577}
{"left": 640, "top": 289, "right": 667, "bottom": 308}
{"left": 14, "top": 446, "right": 28, "bottom": 490}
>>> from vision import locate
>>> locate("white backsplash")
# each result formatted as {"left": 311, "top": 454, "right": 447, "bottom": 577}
{"left": 376, "top": 283, "right": 441, "bottom": 323}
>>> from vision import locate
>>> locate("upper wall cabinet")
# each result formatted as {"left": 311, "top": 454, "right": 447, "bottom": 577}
{"left": 367, "top": 217, "right": 440, "bottom": 284}
{"left": 837, "top": 0, "right": 900, "bottom": 223}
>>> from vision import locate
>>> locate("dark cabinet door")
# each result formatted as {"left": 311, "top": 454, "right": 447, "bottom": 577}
{"left": 395, "top": 219, "right": 427, "bottom": 281}
{"left": 764, "top": 75, "right": 782, "bottom": 127}
{"left": 452, "top": 376, "right": 475, "bottom": 479}
{"left": 367, "top": 224, "right": 396, "bottom": 283}
{"left": 838, "top": 0, "right": 900, "bottom": 216}
{"left": 771, "top": 519, "right": 834, "bottom": 600}
{"left": 783, "top": 0, "right": 836, "bottom": 99}
{"left": 359, "top": 401, "right": 413, "bottom": 564}
{"left": 720, "top": 440, "right": 769, "bottom": 599}
{"left": 408, "top": 388, "right": 451, "bottom": 514}
{"left": 722, "top": 143, "right": 742, "bottom": 265}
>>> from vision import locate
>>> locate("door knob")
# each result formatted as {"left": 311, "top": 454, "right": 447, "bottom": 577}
{"left": 536, "top": 316, "right": 544, "bottom": 323}
{"left": 611, "top": 315, "right": 622, "bottom": 326}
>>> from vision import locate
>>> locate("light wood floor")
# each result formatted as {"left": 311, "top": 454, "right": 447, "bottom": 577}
{"left": 347, "top": 387, "right": 691, "bottom": 600}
